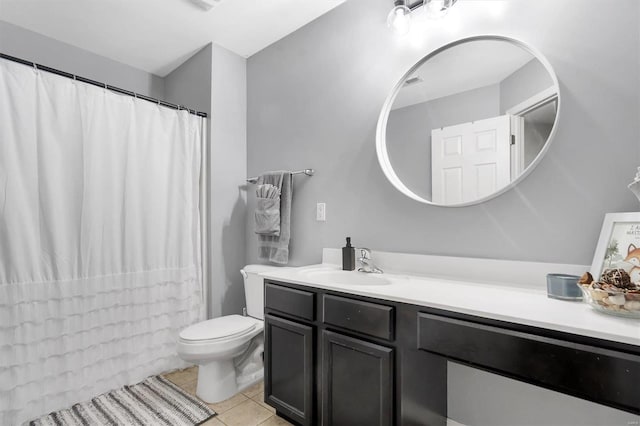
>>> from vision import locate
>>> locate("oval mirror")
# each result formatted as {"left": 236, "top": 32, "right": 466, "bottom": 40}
{"left": 376, "top": 36, "right": 560, "bottom": 206}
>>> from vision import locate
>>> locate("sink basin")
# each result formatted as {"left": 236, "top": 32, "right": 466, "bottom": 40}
{"left": 300, "top": 268, "right": 391, "bottom": 286}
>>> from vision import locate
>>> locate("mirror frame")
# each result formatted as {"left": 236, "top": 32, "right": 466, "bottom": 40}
{"left": 376, "top": 35, "right": 561, "bottom": 207}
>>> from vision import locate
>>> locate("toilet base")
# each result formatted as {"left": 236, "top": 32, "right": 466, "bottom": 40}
{"left": 195, "top": 361, "right": 265, "bottom": 403}
{"left": 237, "top": 368, "right": 264, "bottom": 392}
{"left": 196, "top": 359, "right": 238, "bottom": 403}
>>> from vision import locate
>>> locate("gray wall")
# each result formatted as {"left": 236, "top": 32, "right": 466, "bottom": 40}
{"left": 164, "top": 45, "right": 213, "bottom": 115}
{"left": 209, "top": 44, "right": 248, "bottom": 317}
{"left": 246, "top": 0, "right": 639, "bottom": 267}
{"left": 386, "top": 84, "right": 500, "bottom": 199}
{"left": 0, "top": 21, "right": 164, "bottom": 99}
{"left": 500, "top": 58, "right": 555, "bottom": 113}
{"left": 165, "top": 43, "right": 248, "bottom": 319}
{"left": 246, "top": 0, "right": 640, "bottom": 423}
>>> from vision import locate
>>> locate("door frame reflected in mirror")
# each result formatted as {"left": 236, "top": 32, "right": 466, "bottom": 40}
{"left": 507, "top": 87, "right": 558, "bottom": 178}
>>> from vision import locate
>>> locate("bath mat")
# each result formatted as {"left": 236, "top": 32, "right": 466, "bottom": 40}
{"left": 28, "top": 375, "right": 215, "bottom": 426}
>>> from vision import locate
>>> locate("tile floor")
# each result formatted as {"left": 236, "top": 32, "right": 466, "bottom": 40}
{"left": 163, "top": 367, "right": 292, "bottom": 426}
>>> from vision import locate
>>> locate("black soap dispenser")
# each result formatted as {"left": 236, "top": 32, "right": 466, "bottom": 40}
{"left": 342, "top": 237, "right": 355, "bottom": 271}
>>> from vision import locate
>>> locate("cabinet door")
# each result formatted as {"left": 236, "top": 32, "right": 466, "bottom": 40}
{"left": 322, "top": 330, "right": 394, "bottom": 426}
{"left": 264, "top": 314, "right": 314, "bottom": 425}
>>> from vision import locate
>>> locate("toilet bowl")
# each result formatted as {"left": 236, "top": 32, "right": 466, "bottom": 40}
{"left": 178, "top": 315, "right": 264, "bottom": 402}
{"left": 177, "top": 264, "right": 282, "bottom": 403}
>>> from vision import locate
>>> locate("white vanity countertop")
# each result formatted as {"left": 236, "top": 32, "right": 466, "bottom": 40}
{"left": 260, "top": 264, "right": 640, "bottom": 347}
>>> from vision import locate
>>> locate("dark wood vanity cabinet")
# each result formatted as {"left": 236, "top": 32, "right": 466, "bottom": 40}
{"left": 264, "top": 281, "right": 403, "bottom": 425}
{"left": 417, "top": 309, "right": 640, "bottom": 415}
{"left": 264, "top": 314, "right": 314, "bottom": 425}
{"left": 264, "top": 283, "right": 316, "bottom": 425}
{"left": 263, "top": 279, "right": 640, "bottom": 425}
{"left": 322, "top": 330, "right": 394, "bottom": 426}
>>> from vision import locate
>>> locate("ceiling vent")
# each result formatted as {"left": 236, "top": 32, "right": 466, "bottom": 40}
{"left": 403, "top": 76, "right": 423, "bottom": 87}
{"left": 189, "top": 0, "right": 221, "bottom": 11}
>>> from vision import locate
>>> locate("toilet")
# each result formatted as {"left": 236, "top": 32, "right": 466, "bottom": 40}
{"left": 177, "top": 264, "right": 281, "bottom": 403}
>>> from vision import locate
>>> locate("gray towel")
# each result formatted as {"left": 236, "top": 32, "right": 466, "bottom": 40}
{"left": 255, "top": 184, "right": 281, "bottom": 236}
{"left": 257, "top": 171, "right": 292, "bottom": 264}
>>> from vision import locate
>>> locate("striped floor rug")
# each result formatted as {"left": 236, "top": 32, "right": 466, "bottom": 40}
{"left": 28, "top": 375, "right": 216, "bottom": 426}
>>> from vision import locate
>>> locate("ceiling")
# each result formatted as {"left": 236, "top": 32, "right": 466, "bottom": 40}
{"left": 392, "top": 40, "right": 536, "bottom": 110}
{"left": 0, "top": 0, "right": 345, "bottom": 76}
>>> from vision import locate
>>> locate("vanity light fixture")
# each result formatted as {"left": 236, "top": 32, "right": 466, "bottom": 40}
{"left": 387, "top": 0, "right": 458, "bottom": 35}
{"left": 424, "top": 0, "right": 457, "bottom": 19}
{"left": 387, "top": 0, "right": 412, "bottom": 36}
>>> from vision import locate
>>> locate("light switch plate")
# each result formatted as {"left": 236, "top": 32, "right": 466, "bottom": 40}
{"left": 316, "top": 203, "right": 326, "bottom": 221}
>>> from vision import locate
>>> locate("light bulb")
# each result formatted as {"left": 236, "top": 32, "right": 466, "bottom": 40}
{"left": 424, "top": 0, "right": 452, "bottom": 19}
{"left": 387, "top": 3, "right": 411, "bottom": 36}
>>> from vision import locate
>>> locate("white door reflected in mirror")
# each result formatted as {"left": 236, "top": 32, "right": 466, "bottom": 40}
{"left": 432, "top": 115, "right": 511, "bottom": 205}
{"left": 376, "top": 36, "right": 560, "bottom": 207}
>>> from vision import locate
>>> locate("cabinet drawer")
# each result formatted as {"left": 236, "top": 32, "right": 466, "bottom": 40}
{"left": 417, "top": 312, "right": 640, "bottom": 414}
{"left": 265, "top": 282, "right": 315, "bottom": 321}
{"left": 323, "top": 294, "right": 394, "bottom": 341}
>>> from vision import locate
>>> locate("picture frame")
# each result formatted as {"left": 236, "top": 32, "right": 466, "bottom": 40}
{"left": 590, "top": 212, "right": 640, "bottom": 282}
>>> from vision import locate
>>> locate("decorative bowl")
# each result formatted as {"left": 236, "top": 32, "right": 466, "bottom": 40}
{"left": 578, "top": 284, "right": 640, "bottom": 319}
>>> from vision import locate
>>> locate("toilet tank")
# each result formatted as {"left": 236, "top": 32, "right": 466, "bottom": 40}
{"left": 241, "top": 264, "right": 284, "bottom": 320}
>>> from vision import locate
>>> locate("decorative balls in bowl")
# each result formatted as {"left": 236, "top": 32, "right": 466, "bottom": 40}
{"left": 578, "top": 269, "right": 640, "bottom": 318}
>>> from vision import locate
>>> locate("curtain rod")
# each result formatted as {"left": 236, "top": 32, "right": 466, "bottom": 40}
{"left": 0, "top": 53, "right": 208, "bottom": 118}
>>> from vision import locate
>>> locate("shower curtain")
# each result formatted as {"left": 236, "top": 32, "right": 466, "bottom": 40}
{"left": 0, "top": 58, "right": 206, "bottom": 425}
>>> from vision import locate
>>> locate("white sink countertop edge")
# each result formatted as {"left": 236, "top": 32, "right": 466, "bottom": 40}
{"left": 260, "top": 264, "right": 640, "bottom": 347}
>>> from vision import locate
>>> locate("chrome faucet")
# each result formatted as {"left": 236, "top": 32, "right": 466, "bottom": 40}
{"left": 357, "top": 248, "right": 383, "bottom": 274}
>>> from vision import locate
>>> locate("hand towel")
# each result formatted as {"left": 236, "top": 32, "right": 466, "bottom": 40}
{"left": 255, "top": 184, "right": 281, "bottom": 236}
{"left": 256, "top": 171, "right": 292, "bottom": 264}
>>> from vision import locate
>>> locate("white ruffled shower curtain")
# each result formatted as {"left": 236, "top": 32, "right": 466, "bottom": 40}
{"left": 0, "top": 58, "right": 206, "bottom": 425}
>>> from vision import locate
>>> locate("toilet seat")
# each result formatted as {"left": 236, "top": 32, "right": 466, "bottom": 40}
{"left": 179, "top": 315, "right": 259, "bottom": 344}
{"left": 177, "top": 316, "right": 263, "bottom": 364}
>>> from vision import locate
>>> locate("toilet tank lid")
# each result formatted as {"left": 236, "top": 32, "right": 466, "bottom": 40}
{"left": 179, "top": 315, "right": 257, "bottom": 341}
{"left": 242, "top": 264, "right": 287, "bottom": 274}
